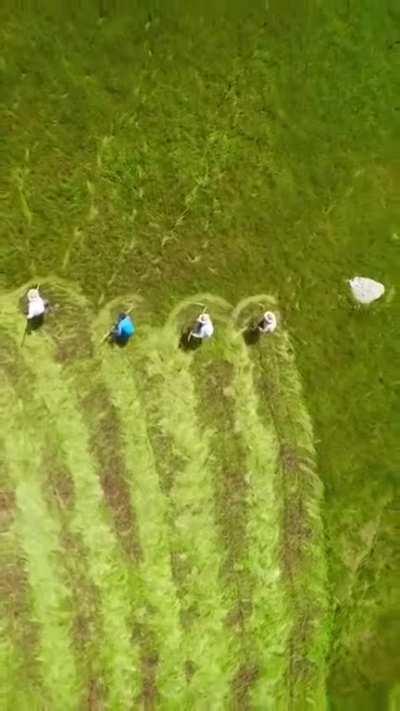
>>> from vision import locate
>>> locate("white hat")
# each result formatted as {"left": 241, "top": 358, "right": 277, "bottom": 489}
{"left": 198, "top": 312, "right": 210, "bottom": 323}
{"left": 27, "top": 288, "right": 40, "bottom": 302}
{"left": 263, "top": 311, "right": 275, "bottom": 322}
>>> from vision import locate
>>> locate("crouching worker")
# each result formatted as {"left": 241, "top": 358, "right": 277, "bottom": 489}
{"left": 25, "top": 287, "right": 49, "bottom": 333}
{"left": 110, "top": 312, "right": 136, "bottom": 346}
{"left": 188, "top": 312, "right": 214, "bottom": 347}
{"left": 244, "top": 310, "right": 277, "bottom": 345}
{"left": 257, "top": 311, "right": 277, "bottom": 335}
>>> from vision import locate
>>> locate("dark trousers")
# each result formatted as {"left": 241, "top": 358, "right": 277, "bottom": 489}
{"left": 27, "top": 313, "right": 44, "bottom": 333}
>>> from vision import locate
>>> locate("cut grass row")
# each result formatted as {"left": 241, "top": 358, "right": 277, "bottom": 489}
{"left": 95, "top": 300, "right": 187, "bottom": 707}
{"left": 0, "top": 282, "right": 329, "bottom": 708}
{"left": 190, "top": 310, "right": 292, "bottom": 709}
{"left": 1, "top": 287, "right": 139, "bottom": 709}
{"left": 0, "top": 457, "right": 42, "bottom": 711}
{"left": 254, "top": 325, "right": 330, "bottom": 710}
{"left": 132, "top": 322, "right": 239, "bottom": 709}
{"left": 190, "top": 295, "right": 330, "bottom": 709}
{"left": 0, "top": 335, "right": 78, "bottom": 710}
{"left": 17, "top": 317, "right": 140, "bottom": 710}
{"left": 192, "top": 351, "right": 255, "bottom": 709}
{"left": 225, "top": 325, "right": 292, "bottom": 710}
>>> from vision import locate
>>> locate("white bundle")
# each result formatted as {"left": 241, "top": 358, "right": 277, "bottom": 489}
{"left": 348, "top": 277, "right": 385, "bottom": 304}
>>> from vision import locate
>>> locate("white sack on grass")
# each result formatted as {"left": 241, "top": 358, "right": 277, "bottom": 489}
{"left": 348, "top": 277, "right": 385, "bottom": 304}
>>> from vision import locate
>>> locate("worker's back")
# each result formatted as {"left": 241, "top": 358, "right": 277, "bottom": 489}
{"left": 28, "top": 296, "right": 46, "bottom": 320}
{"left": 191, "top": 313, "right": 214, "bottom": 340}
{"left": 117, "top": 315, "right": 135, "bottom": 340}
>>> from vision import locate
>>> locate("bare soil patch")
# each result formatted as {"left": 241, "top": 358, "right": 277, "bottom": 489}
{"left": 139, "top": 638, "right": 159, "bottom": 711}
{"left": 232, "top": 663, "right": 259, "bottom": 711}
{"left": 0, "top": 486, "right": 16, "bottom": 529}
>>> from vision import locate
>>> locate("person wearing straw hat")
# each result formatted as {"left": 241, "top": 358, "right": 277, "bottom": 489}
{"left": 257, "top": 311, "right": 277, "bottom": 335}
{"left": 190, "top": 312, "right": 214, "bottom": 342}
{"left": 25, "top": 287, "right": 49, "bottom": 332}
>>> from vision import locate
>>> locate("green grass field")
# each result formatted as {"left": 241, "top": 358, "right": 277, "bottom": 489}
{"left": 0, "top": 2, "right": 399, "bottom": 709}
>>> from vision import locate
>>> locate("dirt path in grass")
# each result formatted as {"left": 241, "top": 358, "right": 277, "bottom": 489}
{"left": 0, "top": 452, "right": 42, "bottom": 709}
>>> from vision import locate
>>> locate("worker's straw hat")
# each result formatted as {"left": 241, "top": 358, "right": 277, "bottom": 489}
{"left": 27, "top": 288, "right": 40, "bottom": 302}
{"left": 263, "top": 311, "right": 275, "bottom": 322}
{"left": 198, "top": 313, "right": 210, "bottom": 323}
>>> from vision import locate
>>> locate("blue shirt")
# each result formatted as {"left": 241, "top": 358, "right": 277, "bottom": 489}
{"left": 117, "top": 316, "right": 135, "bottom": 339}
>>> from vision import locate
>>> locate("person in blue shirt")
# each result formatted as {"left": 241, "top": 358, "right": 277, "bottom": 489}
{"left": 110, "top": 312, "right": 136, "bottom": 346}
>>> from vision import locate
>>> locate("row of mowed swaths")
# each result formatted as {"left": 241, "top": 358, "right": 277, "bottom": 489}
{"left": 0, "top": 280, "right": 329, "bottom": 710}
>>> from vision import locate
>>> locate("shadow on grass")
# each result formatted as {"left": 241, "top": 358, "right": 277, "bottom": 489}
{"left": 107, "top": 335, "right": 130, "bottom": 349}
{"left": 243, "top": 326, "right": 261, "bottom": 346}
{"left": 178, "top": 328, "right": 202, "bottom": 352}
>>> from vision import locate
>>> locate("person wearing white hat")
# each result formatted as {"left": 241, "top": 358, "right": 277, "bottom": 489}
{"left": 257, "top": 311, "right": 277, "bottom": 334}
{"left": 190, "top": 312, "right": 214, "bottom": 341}
{"left": 25, "top": 287, "right": 49, "bottom": 332}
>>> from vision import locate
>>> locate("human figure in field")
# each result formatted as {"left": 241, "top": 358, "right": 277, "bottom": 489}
{"left": 181, "top": 312, "right": 214, "bottom": 350}
{"left": 25, "top": 287, "right": 49, "bottom": 333}
{"left": 257, "top": 311, "right": 277, "bottom": 335}
{"left": 109, "top": 312, "right": 136, "bottom": 346}
{"left": 243, "top": 310, "right": 278, "bottom": 345}
{"left": 190, "top": 312, "right": 214, "bottom": 341}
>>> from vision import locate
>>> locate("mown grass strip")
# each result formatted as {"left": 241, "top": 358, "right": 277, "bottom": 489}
{"left": 94, "top": 309, "right": 187, "bottom": 706}
{"left": 0, "top": 615, "right": 16, "bottom": 710}
{"left": 0, "top": 546, "right": 43, "bottom": 709}
{"left": 0, "top": 542, "right": 43, "bottom": 710}
{"left": 40, "top": 446, "right": 107, "bottom": 710}
{"left": 0, "top": 372, "right": 79, "bottom": 710}
{"left": 190, "top": 338, "right": 258, "bottom": 708}
{"left": 0, "top": 332, "right": 74, "bottom": 708}
{"left": 254, "top": 328, "right": 330, "bottom": 710}
{"left": 47, "top": 288, "right": 148, "bottom": 704}
{"left": 46, "top": 281, "right": 142, "bottom": 562}
{"left": 4, "top": 281, "right": 143, "bottom": 707}
{"left": 16, "top": 331, "right": 140, "bottom": 709}
{"left": 81, "top": 385, "right": 143, "bottom": 562}
{"left": 0, "top": 431, "right": 42, "bottom": 707}
{"left": 0, "top": 612, "right": 39, "bottom": 711}
{"left": 1, "top": 290, "right": 109, "bottom": 709}
{"left": 135, "top": 323, "right": 238, "bottom": 708}
{"left": 220, "top": 325, "right": 291, "bottom": 710}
